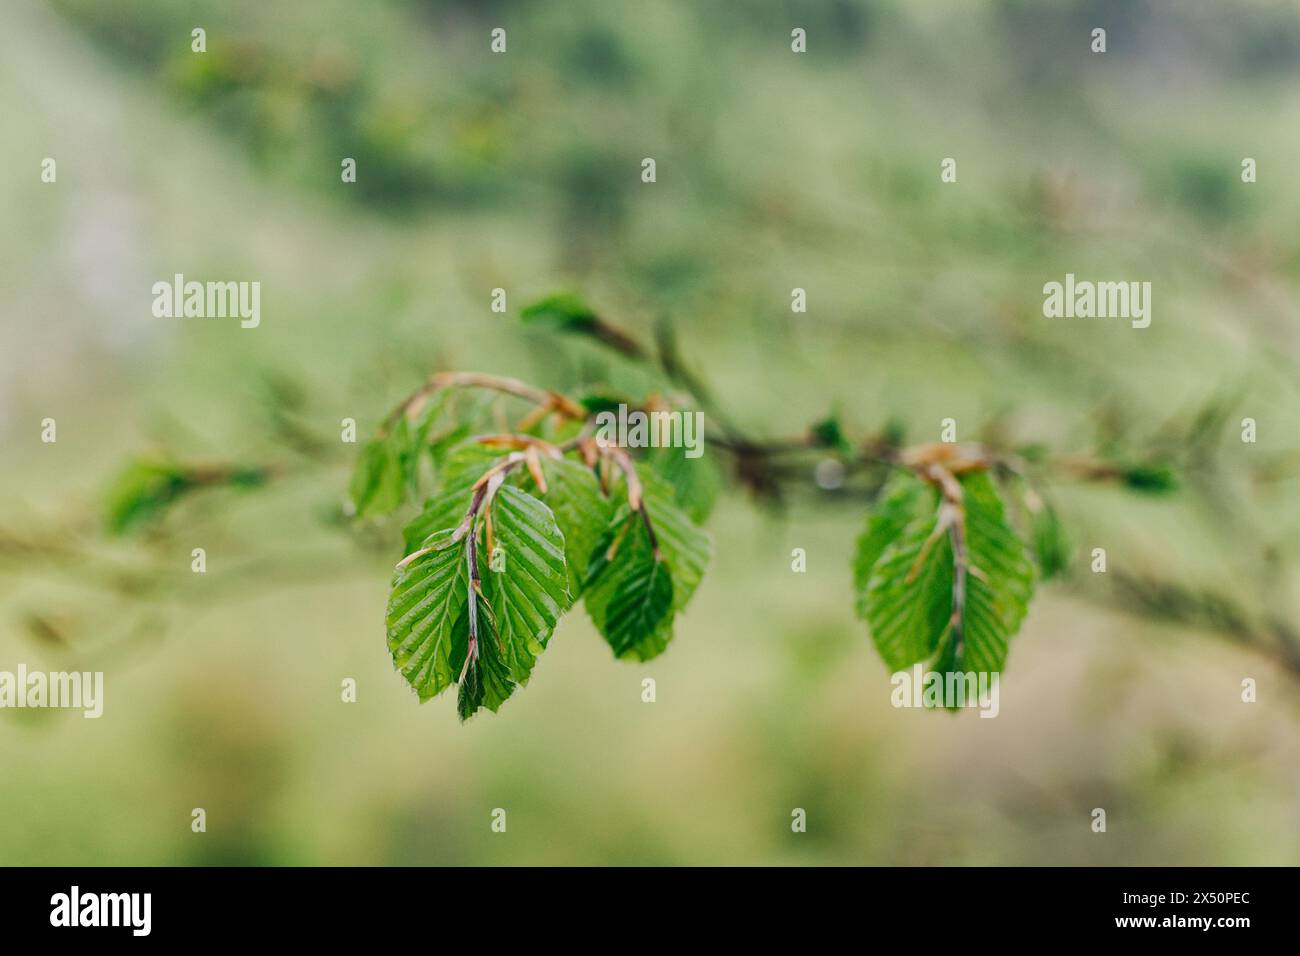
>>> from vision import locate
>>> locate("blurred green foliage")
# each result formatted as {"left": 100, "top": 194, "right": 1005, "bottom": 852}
{"left": 2, "top": 0, "right": 1298, "bottom": 865}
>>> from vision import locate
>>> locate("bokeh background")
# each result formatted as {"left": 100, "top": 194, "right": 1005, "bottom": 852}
{"left": 3, "top": 0, "right": 1299, "bottom": 865}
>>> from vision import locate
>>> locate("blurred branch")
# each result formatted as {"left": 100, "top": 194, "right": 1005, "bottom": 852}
{"left": 5, "top": 296, "right": 1298, "bottom": 692}
{"left": 1081, "top": 570, "right": 1300, "bottom": 679}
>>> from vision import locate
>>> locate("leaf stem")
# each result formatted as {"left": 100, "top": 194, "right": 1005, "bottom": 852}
{"left": 386, "top": 371, "right": 586, "bottom": 434}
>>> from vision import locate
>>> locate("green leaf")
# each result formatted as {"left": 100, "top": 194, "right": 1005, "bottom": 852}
{"left": 105, "top": 460, "right": 266, "bottom": 535}
{"left": 852, "top": 473, "right": 930, "bottom": 620}
{"left": 643, "top": 475, "right": 711, "bottom": 616}
{"left": 393, "top": 484, "right": 575, "bottom": 718}
{"left": 584, "top": 474, "right": 711, "bottom": 661}
{"left": 105, "top": 460, "right": 192, "bottom": 534}
{"left": 810, "top": 412, "right": 852, "bottom": 454}
{"left": 535, "top": 457, "right": 611, "bottom": 596}
{"left": 450, "top": 590, "right": 514, "bottom": 720}
{"left": 520, "top": 292, "right": 598, "bottom": 332}
{"left": 350, "top": 437, "right": 404, "bottom": 518}
{"left": 386, "top": 530, "right": 468, "bottom": 701}
{"left": 645, "top": 446, "right": 723, "bottom": 523}
{"left": 583, "top": 511, "right": 654, "bottom": 658}
{"left": 1029, "top": 500, "right": 1071, "bottom": 579}
{"left": 1123, "top": 463, "right": 1178, "bottom": 493}
{"left": 1004, "top": 474, "right": 1070, "bottom": 581}
{"left": 432, "top": 443, "right": 504, "bottom": 494}
{"left": 483, "top": 485, "right": 572, "bottom": 685}
{"left": 520, "top": 293, "right": 644, "bottom": 358}
{"left": 604, "top": 553, "right": 674, "bottom": 656}
{"left": 428, "top": 422, "right": 473, "bottom": 471}
{"left": 350, "top": 395, "right": 451, "bottom": 519}
{"left": 396, "top": 393, "right": 447, "bottom": 493}
{"left": 860, "top": 486, "right": 953, "bottom": 672}
{"left": 575, "top": 391, "right": 627, "bottom": 417}
{"left": 954, "top": 473, "right": 1035, "bottom": 674}
{"left": 402, "top": 487, "right": 470, "bottom": 554}
{"left": 856, "top": 471, "right": 1035, "bottom": 681}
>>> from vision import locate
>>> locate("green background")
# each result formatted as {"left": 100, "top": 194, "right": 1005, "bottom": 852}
{"left": 2, "top": 0, "right": 1298, "bottom": 864}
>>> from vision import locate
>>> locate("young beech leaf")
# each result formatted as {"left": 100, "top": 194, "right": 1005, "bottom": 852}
{"left": 434, "top": 441, "right": 503, "bottom": 493}
{"left": 644, "top": 475, "right": 711, "bottom": 619}
{"left": 482, "top": 485, "right": 572, "bottom": 685}
{"left": 386, "top": 529, "right": 468, "bottom": 701}
{"left": 428, "top": 422, "right": 473, "bottom": 470}
{"left": 604, "top": 539, "right": 675, "bottom": 656}
{"left": 1004, "top": 474, "right": 1070, "bottom": 581}
{"left": 860, "top": 481, "right": 953, "bottom": 671}
{"left": 584, "top": 475, "right": 711, "bottom": 661}
{"left": 1030, "top": 500, "right": 1071, "bottom": 580}
{"left": 584, "top": 512, "right": 660, "bottom": 658}
{"left": 852, "top": 474, "right": 929, "bottom": 619}
{"left": 389, "top": 485, "right": 572, "bottom": 719}
{"left": 535, "top": 457, "right": 611, "bottom": 596}
{"left": 645, "top": 445, "right": 722, "bottom": 523}
{"left": 450, "top": 590, "right": 514, "bottom": 720}
{"left": 397, "top": 392, "right": 448, "bottom": 492}
{"left": 402, "top": 487, "right": 470, "bottom": 554}
{"left": 350, "top": 437, "right": 404, "bottom": 518}
{"left": 350, "top": 396, "right": 450, "bottom": 519}
{"left": 855, "top": 471, "right": 1035, "bottom": 678}
{"left": 949, "top": 473, "right": 1035, "bottom": 673}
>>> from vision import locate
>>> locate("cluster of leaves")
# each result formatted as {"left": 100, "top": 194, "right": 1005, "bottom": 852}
{"left": 352, "top": 371, "right": 1081, "bottom": 720}
{"left": 350, "top": 387, "right": 712, "bottom": 719}
{"left": 852, "top": 450, "right": 1068, "bottom": 695}
{"left": 346, "top": 282, "right": 1102, "bottom": 719}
